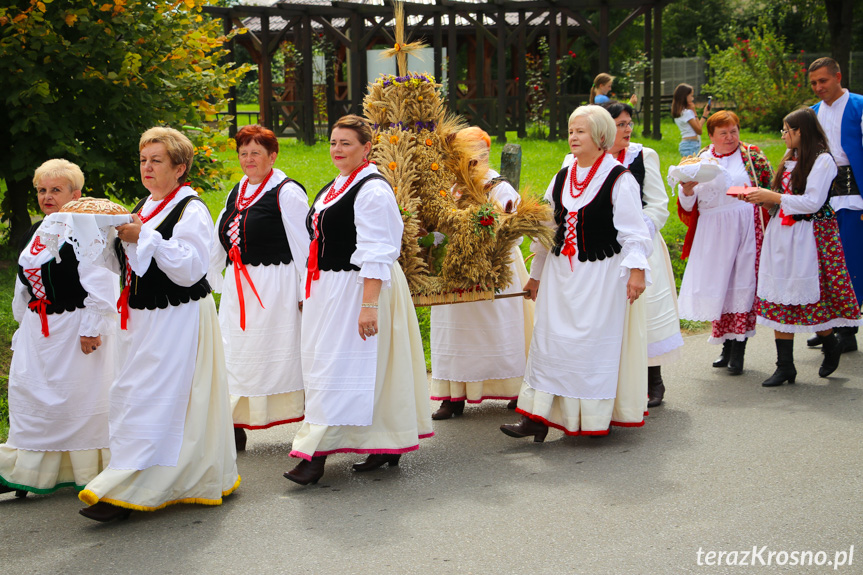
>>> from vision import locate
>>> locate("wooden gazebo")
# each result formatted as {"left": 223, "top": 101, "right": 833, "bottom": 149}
{"left": 204, "top": 0, "right": 672, "bottom": 143}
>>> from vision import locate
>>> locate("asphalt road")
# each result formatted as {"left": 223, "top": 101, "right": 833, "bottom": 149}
{"left": 1, "top": 326, "right": 861, "bottom": 574}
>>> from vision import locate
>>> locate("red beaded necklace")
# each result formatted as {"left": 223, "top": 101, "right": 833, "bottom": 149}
{"left": 236, "top": 169, "right": 274, "bottom": 211}
{"left": 324, "top": 160, "right": 369, "bottom": 203}
{"left": 139, "top": 183, "right": 183, "bottom": 223}
{"left": 569, "top": 154, "right": 604, "bottom": 198}
{"left": 616, "top": 148, "right": 627, "bottom": 163}
{"left": 710, "top": 145, "right": 738, "bottom": 159}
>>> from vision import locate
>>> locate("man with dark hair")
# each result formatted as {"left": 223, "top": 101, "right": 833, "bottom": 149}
{"left": 809, "top": 56, "right": 863, "bottom": 353}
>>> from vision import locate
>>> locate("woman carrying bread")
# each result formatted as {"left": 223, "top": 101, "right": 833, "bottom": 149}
{"left": 209, "top": 125, "right": 309, "bottom": 451}
{"left": 676, "top": 111, "right": 773, "bottom": 376}
{"left": 78, "top": 127, "right": 239, "bottom": 522}
{"left": 0, "top": 160, "right": 118, "bottom": 500}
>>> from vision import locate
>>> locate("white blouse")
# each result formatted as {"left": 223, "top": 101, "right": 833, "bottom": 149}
{"left": 779, "top": 155, "right": 838, "bottom": 215}
{"left": 313, "top": 164, "right": 402, "bottom": 285}
{"left": 530, "top": 154, "right": 652, "bottom": 281}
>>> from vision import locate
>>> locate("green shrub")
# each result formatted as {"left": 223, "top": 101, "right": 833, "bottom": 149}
{"left": 702, "top": 24, "right": 812, "bottom": 132}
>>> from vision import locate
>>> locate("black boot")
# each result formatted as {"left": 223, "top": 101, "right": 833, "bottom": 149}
{"left": 647, "top": 366, "right": 665, "bottom": 407}
{"left": 819, "top": 333, "right": 842, "bottom": 377}
{"left": 836, "top": 326, "right": 858, "bottom": 353}
{"left": 727, "top": 339, "right": 747, "bottom": 375}
{"left": 712, "top": 340, "right": 733, "bottom": 368}
{"left": 806, "top": 334, "right": 824, "bottom": 348}
{"left": 234, "top": 427, "right": 247, "bottom": 452}
{"left": 762, "top": 339, "right": 796, "bottom": 387}
{"left": 284, "top": 456, "right": 327, "bottom": 485}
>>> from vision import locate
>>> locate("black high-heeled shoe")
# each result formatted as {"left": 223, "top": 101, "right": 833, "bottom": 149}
{"left": 284, "top": 456, "right": 327, "bottom": 485}
{"left": 79, "top": 501, "right": 133, "bottom": 522}
{"left": 352, "top": 453, "right": 401, "bottom": 472}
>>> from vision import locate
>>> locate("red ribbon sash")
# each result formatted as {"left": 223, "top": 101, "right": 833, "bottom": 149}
{"left": 228, "top": 245, "right": 265, "bottom": 331}
{"left": 28, "top": 299, "right": 51, "bottom": 337}
{"left": 116, "top": 286, "right": 129, "bottom": 330}
{"left": 305, "top": 237, "right": 320, "bottom": 299}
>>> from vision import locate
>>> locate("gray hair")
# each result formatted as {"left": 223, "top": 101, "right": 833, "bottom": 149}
{"left": 568, "top": 105, "right": 617, "bottom": 152}
{"left": 33, "top": 159, "right": 85, "bottom": 191}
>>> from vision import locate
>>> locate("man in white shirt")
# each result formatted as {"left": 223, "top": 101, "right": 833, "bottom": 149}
{"left": 809, "top": 57, "right": 863, "bottom": 352}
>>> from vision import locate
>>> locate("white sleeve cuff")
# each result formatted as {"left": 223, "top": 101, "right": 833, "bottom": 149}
{"left": 78, "top": 308, "right": 113, "bottom": 338}
{"left": 619, "top": 242, "right": 652, "bottom": 286}
{"left": 677, "top": 190, "right": 697, "bottom": 211}
{"left": 357, "top": 262, "right": 392, "bottom": 288}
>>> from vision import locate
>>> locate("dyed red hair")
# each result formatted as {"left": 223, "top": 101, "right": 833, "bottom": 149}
{"left": 235, "top": 124, "right": 279, "bottom": 155}
{"left": 456, "top": 126, "right": 492, "bottom": 149}
{"left": 705, "top": 111, "right": 740, "bottom": 137}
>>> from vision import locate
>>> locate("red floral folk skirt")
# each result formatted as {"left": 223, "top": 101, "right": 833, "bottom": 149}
{"left": 756, "top": 217, "right": 861, "bottom": 332}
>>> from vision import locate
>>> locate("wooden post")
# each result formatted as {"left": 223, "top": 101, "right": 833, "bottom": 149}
{"left": 496, "top": 7, "right": 507, "bottom": 143}
{"left": 447, "top": 8, "right": 457, "bottom": 111}
{"left": 599, "top": 5, "right": 609, "bottom": 74}
{"left": 652, "top": 3, "right": 662, "bottom": 140}
{"left": 434, "top": 13, "right": 442, "bottom": 83}
{"left": 259, "top": 15, "right": 273, "bottom": 130}
{"left": 517, "top": 10, "right": 526, "bottom": 138}
{"left": 301, "top": 14, "right": 315, "bottom": 145}
{"left": 547, "top": 10, "right": 558, "bottom": 141}
{"left": 642, "top": 7, "right": 652, "bottom": 138}
{"left": 500, "top": 144, "right": 522, "bottom": 190}
{"left": 223, "top": 16, "right": 238, "bottom": 138}
{"left": 325, "top": 28, "right": 336, "bottom": 136}
{"left": 350, "top": 14, "right": 363, "bottom": 114}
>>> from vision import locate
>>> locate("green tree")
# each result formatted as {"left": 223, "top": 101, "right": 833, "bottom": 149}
{"left": 0, "top": 0, "right": 252, "bottom": 246}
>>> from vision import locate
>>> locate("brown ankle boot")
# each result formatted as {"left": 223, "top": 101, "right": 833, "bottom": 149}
{"left": 647, "top": 366, "right": 665, "bottom": 408}
{"left": 284, "top": 456, "right": 326, "bottom": 485}
{"left": 506, "top": 399, "right": 518, "bottom": 410}
{"left": 500, "top": 415, "right": 549, "bottom": 442}
{"left": 79, "top": 501, "right": 133, "bottom": 522}
{"left": 432, "top": 399, "right": 465, "bottom": 420}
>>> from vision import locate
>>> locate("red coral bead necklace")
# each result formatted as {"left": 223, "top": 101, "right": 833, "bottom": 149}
{"left": 325, "top": 160, "right": 370, "bottom": 203}
{"left": 140, "top": 183, "right": 184, "bottom": 224}
{"left": 237, "top": 169, "right": 274, "bottom": 211}
{"left": 710, "top": 145, "right": 738, "bottom": 159}
{"left": 570, "top": 154, "right": 604, "bottom": 198}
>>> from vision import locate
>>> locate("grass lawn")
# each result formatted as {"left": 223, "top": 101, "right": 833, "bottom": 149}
{"left": 0, "top": 118, "right": 784, "bottom": 441}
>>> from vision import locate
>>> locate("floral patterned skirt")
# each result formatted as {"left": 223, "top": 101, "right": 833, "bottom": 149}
{"left": 756, "top": 217, "right": 862, "bottom": 332}
{"left": 710, "top": 206, "right": 764, "bottom": 343}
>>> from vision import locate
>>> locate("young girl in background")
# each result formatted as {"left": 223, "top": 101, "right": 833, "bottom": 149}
{"left": 672, "top": 83, "right": 709, "bottom": 157}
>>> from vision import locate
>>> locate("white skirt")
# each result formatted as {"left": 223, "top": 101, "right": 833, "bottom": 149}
{"left": 290, "top": 264, "right": 433, "bottom": 459}
{"left": 220, "top": 262, "right": 305, "bottom": 428}
{"left": 79, "top": 296, "right": 239, "bottom": 511}
{"left": 0, "top": 446, "right": 110, "bottom": 494}
{"left": 525, "top": 251, "right": 629, "bottom": 401}
{"left": 678, "top": 202, "right": 757, "bottom": 321}
{"left": 7, "top": 307, "right": 115, "bottom": 452}
{"left": 645, "top": 235, "right": 683, "bottom": 365}
{"left": 757, "top": 218, "right": 820, "bottom": 305}
{"left": 430, "top": 246, "right": 533, "bottom": 401}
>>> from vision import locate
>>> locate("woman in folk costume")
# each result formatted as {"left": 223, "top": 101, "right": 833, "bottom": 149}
{"left": 284, "top": 115, "right": 432, "bottom": 486}
{"left": 500, "top": 105, "right": 652, "bottom": 441}
{"left": 1, "top": 160, "right": 117, "bottom": 499}
{"left": 742, "top": 108, "right": 862, "bottom": 385}
{"left": 564, "top": 102, "right": 683, "bottom": 407}
{"left": 209, "top": 125, "right": 309, "bottom": 451}
{"left": 676, "top": 111, "right": 773, "bottom": 376}
{"left": 430, "top": 127, "right": 534, "bottom": 420}
{"left": 78, "top": 127, "right": 238, "bottom": 522}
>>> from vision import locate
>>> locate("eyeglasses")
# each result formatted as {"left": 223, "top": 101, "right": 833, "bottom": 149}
{"left": 780, "top": 128, "right": 798, "bottom": 135}
{"left": 616, "top": 121, "right": 635, "bottom": 130}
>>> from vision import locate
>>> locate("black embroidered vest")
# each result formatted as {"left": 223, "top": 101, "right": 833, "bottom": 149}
{"left": 218, "top": 177, "right": 304, "bottom": 267}
{"left": 116, "top": 195, "right": 211, "bottom": 310}
{"left": 18, "top": 222, "right": 88, "bottom": 315}
{"left": 627, "top": 151, "right": 647, "bottom": 207}
{"left": 306, "top": 174, "right": 387, "bottom": 272}
{"left": 785, "top": 151, "right": 836, "bottom": 222}
{"left": 551, "top": 164, "right": 628, "bottom": 262}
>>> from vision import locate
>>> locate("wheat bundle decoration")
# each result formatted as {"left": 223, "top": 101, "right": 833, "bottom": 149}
{"left": 364, "top": 2, "right": 554, "bottom": 306}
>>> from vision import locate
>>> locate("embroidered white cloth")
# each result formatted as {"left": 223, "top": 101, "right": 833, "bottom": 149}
{"left": 667, "top": 159, "right": 722, "bottom": 187}
{"left": 38, "top": 213, "right": 132, "bottom": 265}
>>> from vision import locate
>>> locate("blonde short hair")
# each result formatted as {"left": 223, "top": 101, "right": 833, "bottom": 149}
{"left": 139, "top": 126, "right": 194, "bottom": 181}
{"left": 568, "top": 105, "right": 617, "bottom": 152}
{"left": 33, "top": 159, "right": 85, "bottom": 191}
